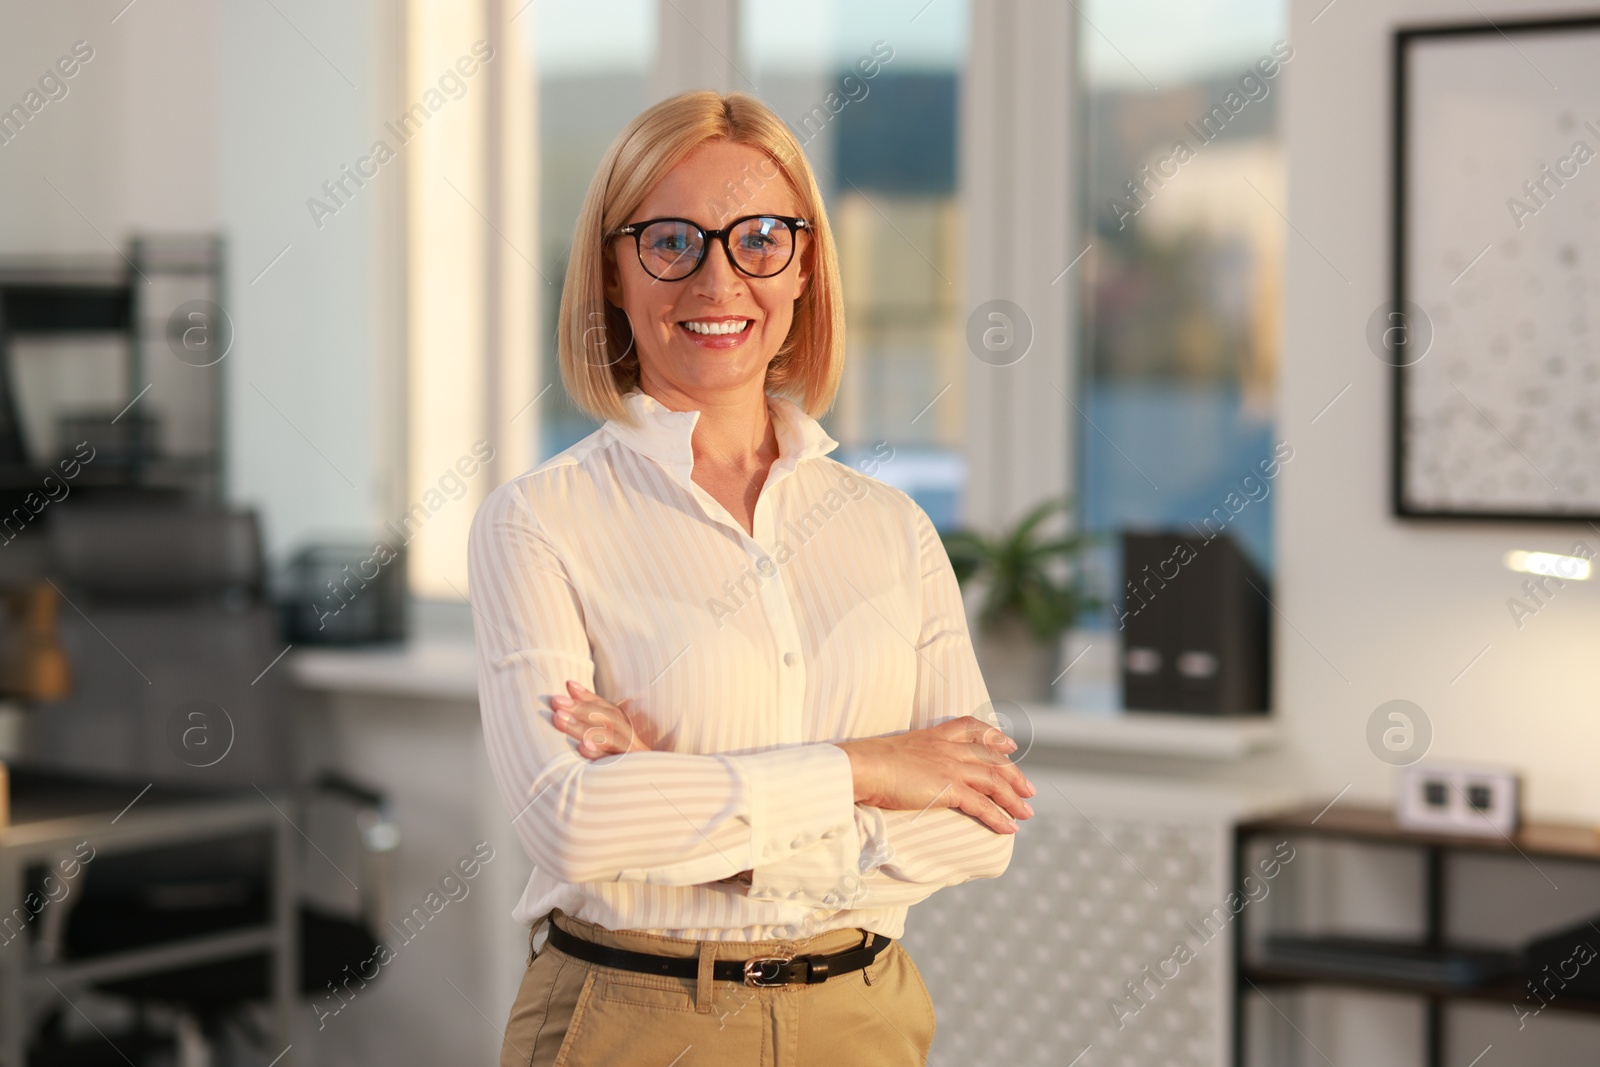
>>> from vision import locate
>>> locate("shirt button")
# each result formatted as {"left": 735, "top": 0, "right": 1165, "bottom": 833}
{"left": 783, "top": 652, "right": 798, "bottom": 667}
{"left": 821, "top": 829, "right": 838, "bottom": 840}
{"left": 790, "top": 836, "right": 806, "bottom": 849}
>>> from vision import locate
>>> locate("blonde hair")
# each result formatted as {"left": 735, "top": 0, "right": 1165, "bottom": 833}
{"left": 557, "top": 90, "right": 845, "bottom": 426}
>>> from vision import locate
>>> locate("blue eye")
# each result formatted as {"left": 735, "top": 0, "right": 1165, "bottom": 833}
{"left": 735, "top": 219, "right": 789, "bottom": 252}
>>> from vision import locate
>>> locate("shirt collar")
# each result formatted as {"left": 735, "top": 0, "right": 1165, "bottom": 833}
{"left": 605, "top": 388, "right": 839, "bottom": 473}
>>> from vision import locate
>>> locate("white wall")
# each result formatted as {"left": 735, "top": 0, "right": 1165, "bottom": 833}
{"left": 0, "top": 0, "right": 395, "bottom": 569}
{"left": 1277, "top": 0, "right": 1600, "bottom": 824}
{"left": 217, "top": 0, "right": 397, "bottom": 563}
{"left": 0, "top": 2, "right": 218, "bottom": 251}
{"left": 1275, "top": 5, "right": 1599, "bottom": 1059}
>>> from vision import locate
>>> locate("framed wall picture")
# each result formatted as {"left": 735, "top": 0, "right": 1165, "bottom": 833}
{"left": 1392, "top": 15, "right": 1600, "bottom": 520}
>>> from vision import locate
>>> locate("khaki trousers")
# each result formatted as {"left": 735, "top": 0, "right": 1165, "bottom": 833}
{"left": 499, "top": 908, "right": 936, "bottom": 1067}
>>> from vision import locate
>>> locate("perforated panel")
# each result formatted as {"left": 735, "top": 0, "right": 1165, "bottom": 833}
{"left": 900, "top": 780, "right": 1235, "bottom": 1067}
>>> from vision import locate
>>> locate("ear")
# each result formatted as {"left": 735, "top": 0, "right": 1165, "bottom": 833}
{"left": 793, "top": 231, "right": 815, "bottom": 299}
{"left": 602, "top": 246, "right": 623, "bottom": 306}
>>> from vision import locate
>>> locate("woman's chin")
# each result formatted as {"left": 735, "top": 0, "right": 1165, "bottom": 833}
{"left": 659, "top": 349, "right": 775, "bottom": 390}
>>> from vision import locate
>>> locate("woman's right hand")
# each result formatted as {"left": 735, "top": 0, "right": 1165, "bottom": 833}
{"left": 832, "top": 717, "right": 1036, "bottom": 835}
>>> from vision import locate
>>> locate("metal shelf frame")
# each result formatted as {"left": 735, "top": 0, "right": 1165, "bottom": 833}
{"left": 0, "top": 792, "right": 297, "bottom": 1067}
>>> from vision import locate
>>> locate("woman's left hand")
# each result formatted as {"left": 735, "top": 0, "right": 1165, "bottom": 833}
{"left": 550, "top": 680, "right": 656, "bottom": 757}
{"left": 552, "top": 680, "right": 752, "bottom": 886}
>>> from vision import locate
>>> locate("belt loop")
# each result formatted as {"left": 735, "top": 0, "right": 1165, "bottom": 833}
{"left": 527, "top": 909, "right": 553, "bottom": 967}
{"left": 695, "top": 938, "right": 716, "bottom": 1014}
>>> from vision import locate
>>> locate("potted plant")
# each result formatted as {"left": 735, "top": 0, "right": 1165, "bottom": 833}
{"left": 940, "top": 496, "right": 1100, "bottom": 704}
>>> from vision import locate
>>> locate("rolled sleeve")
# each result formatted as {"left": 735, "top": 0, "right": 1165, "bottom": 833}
{"left": 742, "top": 742, "right": 860, "bottom": 905}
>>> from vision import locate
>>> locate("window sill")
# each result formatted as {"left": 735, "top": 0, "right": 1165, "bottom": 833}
{"left": 288, "top": 643, "right": 1280, "bottom": 763}
{"left": 1021, "top": 706, "right": 1280, "bottom": 761}
{"left": 289, "top": 640, "right": 479, "bottom": 704}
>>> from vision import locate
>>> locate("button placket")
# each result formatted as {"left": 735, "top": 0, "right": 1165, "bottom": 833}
{"left": 758, "top": 565, "right": 806, "bottom": 746}
{"left": 753, "top": 492, "right": 806, "bottom": 748}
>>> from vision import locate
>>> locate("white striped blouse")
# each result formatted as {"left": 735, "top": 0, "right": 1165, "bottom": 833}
{"left": 467, "top": 387, "right": 1013, "bottom": 942}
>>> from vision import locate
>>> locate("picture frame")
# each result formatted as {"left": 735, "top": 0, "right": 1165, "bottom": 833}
{"left": 1392, "top": 15, "right": 1600, "bottom": 520}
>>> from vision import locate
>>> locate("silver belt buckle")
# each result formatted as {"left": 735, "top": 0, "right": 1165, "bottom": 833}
{"left": 742, "top": 953, "right": 794, "bottom": 987}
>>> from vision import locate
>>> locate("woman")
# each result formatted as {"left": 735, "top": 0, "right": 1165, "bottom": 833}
{"left": 467, "top": 89, "right": 1035, "bottom": 1067}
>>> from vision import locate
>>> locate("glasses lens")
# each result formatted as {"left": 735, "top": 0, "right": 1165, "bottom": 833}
{"left": 636, "top": 221, "right": 704, "bottom": 280}
{"left": 728, "top": 217, "right": 796, "bottom": 277}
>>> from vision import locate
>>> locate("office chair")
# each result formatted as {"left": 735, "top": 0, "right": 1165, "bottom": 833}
{"left": 32, "top": 774, "right": 399, "bottom": 1065}
{"left": 12, "top": 503, "right": 400, "bottom": 1064}
{"left": 24, "top": 501, "right": 292, "bottom": 789}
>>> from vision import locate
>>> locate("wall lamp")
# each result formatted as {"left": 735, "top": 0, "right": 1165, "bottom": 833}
{"left": 1503, "top": 550, "right": 1592, "bottom": 581}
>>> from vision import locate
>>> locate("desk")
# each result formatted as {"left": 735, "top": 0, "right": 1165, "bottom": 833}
{"left": 0, "top": 767, "right": 297, "bottom": 1067}
{"left": 1232, "top": 803, "right": 1600, "bottom": 1067}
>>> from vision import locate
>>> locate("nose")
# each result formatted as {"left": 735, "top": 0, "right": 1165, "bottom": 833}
{"left": 687, "top": 235, "right": 746, "bottom": 302}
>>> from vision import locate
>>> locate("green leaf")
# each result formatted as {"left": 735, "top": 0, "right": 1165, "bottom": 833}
{"left": 947, "top": 495, "right": 1099, "bottom": 643}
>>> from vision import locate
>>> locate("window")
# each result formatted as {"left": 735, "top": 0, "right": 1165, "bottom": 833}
{"left": 741, "top": 0, "right": 969, "bottom": 527}
{"left": 522, "top": 3, "right": 1289, "bottom": 581}
{"left": 531, "top": 0, "right": 658, "bottom": 458}
{"left": 404, "top": 2, "right": 537, "bottom": 599}
{"left": 1077, "top": 0, "right": 1288, "bottom": 604}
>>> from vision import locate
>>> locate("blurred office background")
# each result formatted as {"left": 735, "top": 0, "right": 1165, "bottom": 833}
{"left": 0, "top": 1, "right": 1597, "bottom": 1065}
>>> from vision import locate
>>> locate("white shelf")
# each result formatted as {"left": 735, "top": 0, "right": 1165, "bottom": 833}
{"left": 289, "top": 641, "right": 480, "bottom": 703}
{"left": 287, "top": 644, "right": 1280, "bottom": 762}
{"left": 1018, "top": 706, "right": 1280, "bottom": 761}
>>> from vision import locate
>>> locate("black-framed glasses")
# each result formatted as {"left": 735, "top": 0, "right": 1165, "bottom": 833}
{"left": 606, "top": 214, "right": 810, "bottom": 282}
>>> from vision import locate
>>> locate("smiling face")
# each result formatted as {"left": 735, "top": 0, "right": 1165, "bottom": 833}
{"left": 602, "top": 139, "right": 813, "bottom": 403}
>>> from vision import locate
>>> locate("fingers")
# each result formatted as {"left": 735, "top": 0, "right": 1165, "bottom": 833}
{"left": 938, "top": 715, "right": 994, "bottom": 741}
{"left": 952, "top": 786, "right": 1020, "bottom": 835}
{"left": 943, "top": 716, "right": 1025, "bottom": 763}
{"left": 925, "top": 755, "right": 1033, "bottom": 833}
{"left": 551, "top": 684, "right": 632, "bottom": 758}
{"left": 974, "top": 728, "right": 1020, "bottom": 765}
{"left": 975, "top": 761, "right": 1034, "bottom": 823}
{"left": 941, "top": 743, "right": 1033, "bottom": 825}
{"left": 555, "top": 683, "right": 658, "bottom": 756}
{"left": 943, "top": 719, "right": 1036, "bottom": 801}
{"left": 951, "top": 762, "right": 1036, "bottom": 831}
{"left": 552, "top": 706, "right": 626, "bottom": 756}
{"left": 988, "top": 753, "right": 1036, "bottom": 801}
{"left": 554, "top": 681, "right": 608, "bottom": 711}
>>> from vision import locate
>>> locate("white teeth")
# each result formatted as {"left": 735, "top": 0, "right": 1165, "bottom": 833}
{"left": 682, "top": 319, "right": 750, "bottom": 335}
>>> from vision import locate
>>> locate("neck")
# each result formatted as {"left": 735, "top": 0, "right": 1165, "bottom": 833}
{"left": 638, "top": 375, "right": 776, "bottom": 471}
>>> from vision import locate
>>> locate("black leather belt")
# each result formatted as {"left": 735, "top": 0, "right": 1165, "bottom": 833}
{"left": 546, "top": 920, "right": 892, "bottom": 988}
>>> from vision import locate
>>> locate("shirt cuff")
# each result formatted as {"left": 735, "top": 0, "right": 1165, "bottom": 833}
{"left": 854, "top": 804, "right": 891, "bottom": 874}
{"left": 739, "top": 743, "right": 858, "bottom": 905}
